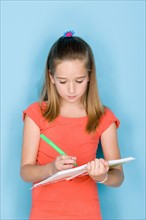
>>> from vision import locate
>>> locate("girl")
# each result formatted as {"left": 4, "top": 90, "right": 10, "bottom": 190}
{"left": 20, "top": 31, "right": 124, "bottom": 220}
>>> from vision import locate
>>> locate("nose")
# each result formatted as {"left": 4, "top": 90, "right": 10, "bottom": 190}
{"left": 68, "top": 81, "right": 76, "bottom": 94}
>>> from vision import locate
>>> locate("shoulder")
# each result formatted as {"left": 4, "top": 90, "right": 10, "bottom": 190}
{"left": 24, "top": 101, "right": 46, "bottom": 112}
{"left": 22, "top": 102, "right": 46, "bottom": 128}
{"left": 102, "top": 107, "right": 117, "bottom": 119}
{"left": 26, "top": 101, "right": 41, "bottom": 109}
{"left": 97, "top": 107, "right": 120, "bottom": 136}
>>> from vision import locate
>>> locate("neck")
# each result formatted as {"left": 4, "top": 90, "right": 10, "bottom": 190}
{"left": 60, "top": 98, "right": 83, "bottom": 108}
{"left": 59, "top": 100, "right": 86, "bottom": 118}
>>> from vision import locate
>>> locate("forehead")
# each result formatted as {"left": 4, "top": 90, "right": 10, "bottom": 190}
{"left": 55, "top": 60, "right": 87, "bottom": 77}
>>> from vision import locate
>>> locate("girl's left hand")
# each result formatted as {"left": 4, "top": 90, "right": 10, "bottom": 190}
{"left": 87, "top": 158, "right": 109, "bottom": 182}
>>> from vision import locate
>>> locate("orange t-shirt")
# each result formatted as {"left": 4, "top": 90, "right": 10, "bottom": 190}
{"left": 23, "top": 102, "right": 120, "bottom": 220}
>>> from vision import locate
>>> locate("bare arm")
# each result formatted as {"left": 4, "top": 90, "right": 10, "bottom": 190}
{"left": 87, "top": 123, "right": 124, "bottom": 187}
{"left": 20, "top": 115, "right": 76, "bottom": 183}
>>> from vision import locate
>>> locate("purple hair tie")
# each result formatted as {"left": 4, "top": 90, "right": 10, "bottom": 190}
{"left": 64, "top": 30, "right": 75, "bottom": 37}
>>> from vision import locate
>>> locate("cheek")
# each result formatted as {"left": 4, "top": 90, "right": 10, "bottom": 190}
{"left": 55, "top": 83, "right": 66, "bottom": 95}
{"left": 80, "top": 81, "right": 89, "bottom": 91}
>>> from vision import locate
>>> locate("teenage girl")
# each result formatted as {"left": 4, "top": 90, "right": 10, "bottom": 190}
{"left": 20, "top": 31, "right": 124, "bottom": 220}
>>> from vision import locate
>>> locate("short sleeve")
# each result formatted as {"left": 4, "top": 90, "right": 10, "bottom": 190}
{"left": 98, "top": 107, "right": 120, "bottom": 137}
{"left": 22, "top": 102, "right": 42, "bottom": 128}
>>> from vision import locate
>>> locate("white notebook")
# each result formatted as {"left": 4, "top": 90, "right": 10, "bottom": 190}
{"left": 31, "top": 157, "right": 135, "bottom": 189}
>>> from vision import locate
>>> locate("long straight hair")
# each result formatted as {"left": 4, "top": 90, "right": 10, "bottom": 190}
{"left": 40, "top": 36, "right": 104, "bottom": 133}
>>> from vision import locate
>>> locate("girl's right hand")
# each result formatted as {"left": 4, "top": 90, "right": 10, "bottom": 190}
{"left": 53, "top": 155, "right": 77, "bottom": 172}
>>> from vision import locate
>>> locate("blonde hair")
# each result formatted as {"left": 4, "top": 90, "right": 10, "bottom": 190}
{"left": 40, "top": 36, "right": 104, "bottom": 133}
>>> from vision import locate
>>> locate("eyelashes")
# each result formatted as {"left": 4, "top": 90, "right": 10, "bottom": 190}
{"left": 59, "top": 81, "right": 67, "bottom": 84}
{"left": 76, "top": 80, "right": 84, "bottom": 84}
{"left": 59, "top": 80, "right": 84, "bottom": 84}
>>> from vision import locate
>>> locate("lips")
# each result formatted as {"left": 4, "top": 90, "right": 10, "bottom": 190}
{"left": 67, "top": 96, "right": 77, "bottom": 99}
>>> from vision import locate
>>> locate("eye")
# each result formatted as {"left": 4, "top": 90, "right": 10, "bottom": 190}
{"left": 59, "top": 81, "right": 67, "bottom": 84}
{"left": 76, "top": 80, "right": 84, "bottom": 84}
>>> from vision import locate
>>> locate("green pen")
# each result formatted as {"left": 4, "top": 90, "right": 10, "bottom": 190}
{"left": 40, "top": 134, "right": 77, "bottom": 166}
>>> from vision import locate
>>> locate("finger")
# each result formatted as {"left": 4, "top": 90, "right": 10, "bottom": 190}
{"left": 89, "top": 159, "right": 99, "bottom": 170}
{"left": 90, "top": 161, "right": 95, "bottom": 170}
{"left": 99, "top": 158, "right": 108, "bottom": 166}
{"left": 90, "top": 161, "right": 98, "bottom": 175}
{"left": 94, "top": 159, "right": 100, "bottom": 170}
{"left": 55, "top": 159, "right": 75, "bottom": 171}
{"left": 60, "top": 164, "right": 74, "bottom": 170}
{"left": 87, "top": 161, "right": 94, "bottom": 172}
{"left": 56, "top": 155, "right": 76, "bottom": 162}
{"left": 87, "top": 162, "right": 91, "bottom": 170}
{"left": 100, "top": 159, "right": 108, "bottom": 171}
{"left": 99, "top": 158, "right": 109, "bottom": 171}
{"left": 93, "top": 159, "right": 105, "bottom": 176}
{"left": 60, "top": 155, "right": 76, "bottom": 161}
{"left": 61, "top": 158, "right": 76, "bottom": 165}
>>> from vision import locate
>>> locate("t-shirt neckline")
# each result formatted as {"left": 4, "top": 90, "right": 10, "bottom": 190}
{"left": 58, "top": 115, "right": 87, "bottom": 120}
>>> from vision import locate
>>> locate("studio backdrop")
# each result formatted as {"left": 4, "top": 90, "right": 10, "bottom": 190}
{"left": 1, "top": 1, "right": 145, "bottom": 219}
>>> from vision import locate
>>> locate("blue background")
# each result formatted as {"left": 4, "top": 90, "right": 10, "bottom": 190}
{"left": 1, "top": 1, "right": 145, "bottom": 219}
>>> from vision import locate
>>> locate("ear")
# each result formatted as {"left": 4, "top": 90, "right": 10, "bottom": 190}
{"left": 49, "top": 70, "right": 55, "bottom": 84}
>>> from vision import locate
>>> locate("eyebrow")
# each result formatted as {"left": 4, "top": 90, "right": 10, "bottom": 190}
{"left": 56, "top": 76, "right": 86, "bottom": 80}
